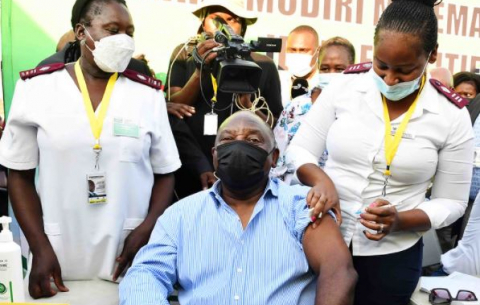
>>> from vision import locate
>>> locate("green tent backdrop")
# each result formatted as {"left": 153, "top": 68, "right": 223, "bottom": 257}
{"left": 1, "top": 0, "right": 58, "bottom": 269}
{"left": 2, "top": 0, "right": 56, "bottom": 120}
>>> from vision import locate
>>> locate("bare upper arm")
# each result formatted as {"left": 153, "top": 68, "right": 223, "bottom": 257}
{"left": 303, "top": 215, "right": 351, "bottom": 274}
{"left": 9, "top": 168, "right": 36, "bottom": 184}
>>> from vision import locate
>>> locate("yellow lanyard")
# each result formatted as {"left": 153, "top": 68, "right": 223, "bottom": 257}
{"left": 210, "top": 74, "right": 218, "bottom": 108}
{"left": 74, "top": 60, "right": 117, "bottom": 150}
{"left": 381, "top": 75, "right": 426, "bottom": 194}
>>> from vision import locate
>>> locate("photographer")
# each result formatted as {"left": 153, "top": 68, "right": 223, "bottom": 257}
{"left": 168, "top": 0, "right": 282, "bottom": 188}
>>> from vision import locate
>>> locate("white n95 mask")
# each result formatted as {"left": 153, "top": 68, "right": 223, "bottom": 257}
{"left": 285, "top": 53, "right": 315, "bottom": 78}
{"left": 84, "top": 27, "right": 135, "bottom": 73}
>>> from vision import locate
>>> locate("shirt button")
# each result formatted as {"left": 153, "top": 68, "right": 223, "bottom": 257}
{"left": 234, "top": 295, "right": 240, "bottom": 301}
{"left": 237, "top": 268, "right": 242, "bottom": 273}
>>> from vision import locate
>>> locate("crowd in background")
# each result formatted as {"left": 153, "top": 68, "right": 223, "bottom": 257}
{"left": 0, "top": 0, "right": 480, "bottom": 304}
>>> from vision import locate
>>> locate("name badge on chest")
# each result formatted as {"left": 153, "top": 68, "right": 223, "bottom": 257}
{"left": 87, "top": 173, "right": 107, "bottom": 204}
{"left": 114, "top": 118, "right": 140, "bottom": 138}
{"left": 391, "top": 127, "right": 415, "bottom": 140}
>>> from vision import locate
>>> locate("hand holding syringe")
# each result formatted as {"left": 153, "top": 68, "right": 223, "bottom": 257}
{"left": 359, "top": 198, "right": 399, "bottom": 241}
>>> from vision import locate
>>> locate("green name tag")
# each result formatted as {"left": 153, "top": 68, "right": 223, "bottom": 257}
{"left": 113, "top": 118, "right": 140, "bottom": 138}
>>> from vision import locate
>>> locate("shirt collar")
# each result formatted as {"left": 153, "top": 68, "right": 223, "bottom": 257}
{"left": 420, "top": 74, "right": 440, "bottom": 114}
{"left": 208, "top": 178, "right": 279, "bottom": 207}
{"left": 352, "top": 70, "right": 374, "bottom": 93}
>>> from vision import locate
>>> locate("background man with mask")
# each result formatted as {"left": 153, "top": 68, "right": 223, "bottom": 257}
{"left": 280, "top": 25, "right": 320, "bottom": 106}
{"left": 120, "top": 110, "right": 357, "bottom": 305}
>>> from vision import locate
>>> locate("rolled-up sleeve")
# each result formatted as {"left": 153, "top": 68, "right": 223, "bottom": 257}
{"left": 292, "top": 195, "right": 311, "bottom": 244}
{"left": 285, "top": 82, "right": 337, "bottom": 173}
{"left": 0, "top": 80, "right": 39, "bottom": 170}
{"left": 417, "top": 108, "right": 474, "bottom": 229}
{"left": 287, "top": 185, "right": 338, "bottom": 244}
{"left": 120, "top": 209, "right": 178, "bottom": 305}
{"left": 150, "top": 92, "right": 182, "bottom": 174}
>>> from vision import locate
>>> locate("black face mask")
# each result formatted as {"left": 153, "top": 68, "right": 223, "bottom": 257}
{"left": 215, "top": 141, "right": 273, "bottom": 190}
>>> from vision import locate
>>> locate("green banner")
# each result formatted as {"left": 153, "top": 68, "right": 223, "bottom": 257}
{"left": 1, "top": 0, "right": 55, "bottom": 119}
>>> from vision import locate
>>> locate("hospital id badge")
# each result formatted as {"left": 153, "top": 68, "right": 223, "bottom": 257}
{"left": 204, "top": 113, "right": 218, "bottom": 135}
{"left": 87, "top": 173, "right": 107, "bottom": 204}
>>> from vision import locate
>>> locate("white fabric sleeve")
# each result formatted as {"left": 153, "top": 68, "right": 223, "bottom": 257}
{"left": 285, "top": 81, "right": 337, "bottom": 172}
{"left": 150, "top": 92, "right": 181, "bottom": 174}
{"left": 417, "top": 108, "right": 474, "bottom": 229}
{"left": 0, "top": 80, "right": 39, "bottom": 170}
{"left": 441, "top": 192, "right": 480, "bottom": 276}
{"left": 291, "top": 193, "right": 311, "bottom": 245}
{"left": 291, "top": 194, "right": 338, "bottom": 246}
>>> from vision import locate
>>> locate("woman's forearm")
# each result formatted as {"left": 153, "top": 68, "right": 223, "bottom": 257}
{"left": 396, "top": 209, "right": 431, "bottom": 232}
{"left": 297, "top": 163, "right": 333, "bottom": 187}
{"left": 142, "top": 173, "right": 175, "bottom": 232}
{"left": 8, "top": 169, "right": 51, "bottom": 253}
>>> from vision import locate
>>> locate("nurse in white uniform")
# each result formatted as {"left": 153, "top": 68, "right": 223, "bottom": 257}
{"left": 286, "top": 0, "right": 473, "bottom": 304}
{"left": 0, "top": 0, "right": 180, "bottom": 299}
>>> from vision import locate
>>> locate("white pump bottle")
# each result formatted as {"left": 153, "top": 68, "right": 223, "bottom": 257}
{"left": 0, "top": 216, "right": 25, "bottom": 303}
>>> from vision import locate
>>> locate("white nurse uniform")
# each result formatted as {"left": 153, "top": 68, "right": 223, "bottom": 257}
{"left": 0, "top": 64, "right": 181, "bottom": 280}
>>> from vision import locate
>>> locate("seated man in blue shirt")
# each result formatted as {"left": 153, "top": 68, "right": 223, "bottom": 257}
{"left": 120, "top": 111, "right": 357, "bottom": 305}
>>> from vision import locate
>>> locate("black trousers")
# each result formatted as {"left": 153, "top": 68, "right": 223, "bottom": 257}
{"left": 352, "top": 239, "right": 423, "bottom": 305}
{"left": 0, "top": 190, "right": 7, "bottom": 217}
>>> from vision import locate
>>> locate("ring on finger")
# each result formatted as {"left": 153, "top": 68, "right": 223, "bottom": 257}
{"left": 377, "top": 223, "right": 384, "bottom": 234}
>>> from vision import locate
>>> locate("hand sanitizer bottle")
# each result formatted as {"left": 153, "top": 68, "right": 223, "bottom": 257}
{"left": 0, "top": 216, "right": 25, "bottom": 303}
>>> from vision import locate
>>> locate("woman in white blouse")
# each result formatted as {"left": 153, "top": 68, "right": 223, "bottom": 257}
{"left": 286, "top": 0, "right": 473, "bottom": 304}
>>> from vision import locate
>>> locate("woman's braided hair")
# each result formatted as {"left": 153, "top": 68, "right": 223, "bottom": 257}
{"left": 374, "top": 0, "right": 442, "bottom": 55}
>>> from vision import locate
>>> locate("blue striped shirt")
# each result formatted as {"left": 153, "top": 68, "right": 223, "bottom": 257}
{"left": 470, "top": 115, "right": 480, "bottom": 200}
{"left": 119, "top": 178, "right": 316, "bottom": 305}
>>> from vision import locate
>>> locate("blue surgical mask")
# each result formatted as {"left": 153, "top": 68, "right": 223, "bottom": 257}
{"left": 371, "top": 56, "right": 430, "bottom": 102}
{"left": 312, "top": 73, "right": 340, "bottom": 90}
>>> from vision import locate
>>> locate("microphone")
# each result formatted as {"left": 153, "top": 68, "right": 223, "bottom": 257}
{"left": 291, "top": 78, "right": 309, "bottom": 99}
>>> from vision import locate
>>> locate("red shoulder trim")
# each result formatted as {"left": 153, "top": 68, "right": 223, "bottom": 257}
{"left": 343, "top": 62, "right": 372, "bottom": 74}
{"left": 122, "top": 70, "right": 162, "bottom": 90}
{"left": 19, "top": 63, "right": 65, "bottom": 80}
{"left": 429, "top": 79, "right": 469, "bottom": 109}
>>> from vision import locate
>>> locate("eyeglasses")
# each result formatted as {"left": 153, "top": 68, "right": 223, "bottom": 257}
{"left": 429, "top": 288, "right": 478, "bottom": 304}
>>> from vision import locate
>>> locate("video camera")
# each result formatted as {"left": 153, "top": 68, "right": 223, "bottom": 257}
{"left": 193, "top": 17, "right": 282, "bottom": 94}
